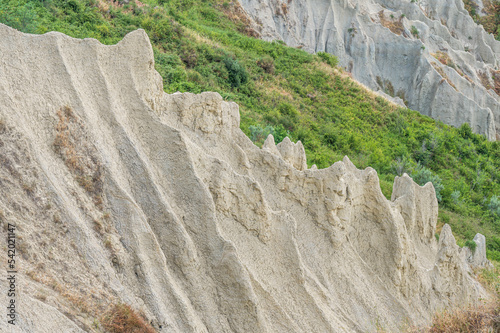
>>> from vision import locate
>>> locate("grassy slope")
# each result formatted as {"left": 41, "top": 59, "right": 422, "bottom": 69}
{"left": 1, "top": 0, "right": 500, "bottom": 258}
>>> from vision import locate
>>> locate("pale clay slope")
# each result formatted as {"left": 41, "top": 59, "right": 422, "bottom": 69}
{"left": 239, "top": 0, "right": 500, "bottom": 141}
{"left": 0, "top": 24, "right": 490, "bottom": 333}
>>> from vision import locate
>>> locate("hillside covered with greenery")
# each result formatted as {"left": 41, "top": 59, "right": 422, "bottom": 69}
{"left": 1, "top": 0, "right": 500, "bottom": 258}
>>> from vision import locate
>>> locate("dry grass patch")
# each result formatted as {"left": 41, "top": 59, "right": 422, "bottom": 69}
{"left": 216, "top": 1, "right": 259, "bottom": 37}
{"left": 431, "top": 52, "right": 465, "bottom": 76}
{"left": 255, "top": 76, "right": 294, "bottom": 100}
{"left": 27, "top": 269, "right": 112, "bottom": 323}
{"left": 95, "top": 0, "right": 143, "bottom": 16}
{"left": 464, "top": 0, "right": 500, "bottom": 37}
{"left": 433, "top": 51, "right": 451, "bottom": 66}
{"left": 478, "top": 70, "right": 493, "bottom": 91}
{"left": 53, "top": 106, "right": 104, "bottom": 209}
{"left": 422, "top": 301, "right": 500, "bottom": 332}
{"left": 489, "top": 68, "right": 500, "bottom": 95}
{"left": 431, "top": 62, "right": 457, "bottom": 91}
{"left": 0, "top": 118, "right": 6, "bottom": 134}
{"left": 478, "top": 0, "right": 500, "bottom": 34}
{"left": 409, "top": 263, "right": 500, "bottom": 332}
{"left": 185, "top": 28, "right": 223, "bottom": 49}
{"left": 378, "top": 10, "right": 405, "bottom": 35}
{"left": 376, "top": 75, "right": 395, "bottom": 96}
{"left": 102, "top": 304, "right": 156, "bottom": 333}
{"left": 478, "top": 265, "right": 500, "bottom": 295}
{"left": 464, "top": 74, "right": 474, "bottom": 84}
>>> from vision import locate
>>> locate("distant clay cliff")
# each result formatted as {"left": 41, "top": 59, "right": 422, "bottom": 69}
{"left": 0, "top": 24, "right": 491, "bottom": 332}
{"left": 239, "top": 0, "right": 500, "bottom": 141}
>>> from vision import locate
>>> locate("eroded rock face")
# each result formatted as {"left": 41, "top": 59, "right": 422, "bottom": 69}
{"left": 239, "top": 0, "right": 500, "bottom": 140}
{"left": 465, "top": 233, "right": 493, "bottom": 269}
{"left": 0, "top": 24, "right": 487, "bottom": 333}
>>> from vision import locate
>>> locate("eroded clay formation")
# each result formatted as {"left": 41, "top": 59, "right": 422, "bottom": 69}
{"left": 239, "top": 0, "right": 500, "bottom": 140}
{"left": 0, "top": 24, "right": 490, "bottom": 332}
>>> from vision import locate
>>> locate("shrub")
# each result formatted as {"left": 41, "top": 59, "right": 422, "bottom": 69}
{"left": 278, "top": 102, "right": 300, "bottom": 120}
{"left": 413, "top": 140, "right": 435, "bottom": 166}
{"left": 249, "top": 124, "right": 287, "bottom": 144}
{"left": 257, "top": 56, "right": 275, "bottom": 74}
{"left": 387, "top": 111, "right": 409, "bottom": 134}
{"left": 391, "top": 156, "right": 411, "bottom": 176}
{"left": 317, "top": 51, "right": 339, "bottom": 67}
{"left": 459, "top": 122, "right": 473, "bottom": 139}
{"left": 249, "top": 125, "right": 273, "bottom": 143}
{"left": 451, "top": 190, "right": 461, "bottom": 205}
{"left": 164, "top": 67, "right": 187, "bottom": 86}
{"left": 272, "top": 124, "right": 288, "bottom": 143}
{"left": 411, "top": 25, "right": 419, "bottom": 38}
{"left": 180, "top": 44, "right": 198, "bottom": 68}
{"left": 465, "top": 239, "right": 477, "bottom": 252}
{"left": 411, "top": 163, "right": 444, "bottom": 202}
{"left": 223, "top": 57, "right": 248, "bottom": 88}
{"left": 489, "top": 195, "right": 500, "bottom": 217}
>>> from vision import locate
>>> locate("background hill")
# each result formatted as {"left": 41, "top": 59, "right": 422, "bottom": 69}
{"left": 240, "top": 0, "right": 500, "bottom": 142}
{"left": 1, "top": 0, "right": 499, "bottom": 258}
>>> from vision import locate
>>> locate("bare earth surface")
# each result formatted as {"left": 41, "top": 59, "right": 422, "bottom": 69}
{"left": 0, "top": 24, "right": 490, "bottom": 332}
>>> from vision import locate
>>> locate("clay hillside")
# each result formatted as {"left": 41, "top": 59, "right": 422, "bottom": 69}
{"left": 0, "top": 0, "right": 499, "bottom": 332}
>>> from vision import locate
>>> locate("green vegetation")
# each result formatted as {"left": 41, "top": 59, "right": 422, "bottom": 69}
{"left": 463, "top": 0, "right": 500, "bottom": 39}
{"left": 317, "top": 51, "right": 339, "bottom": 67}
{"left": 0, "top": 0, "right": 499, "bottom": 258}
{"left": 489, "top": 195, "right": 500, "bottom": 217}
{"left": 411, "top": 163, "right": 444, "bottom": 202}
{"left": 465, "top": 239, "right": 477, "bottom": 252}
{"left": 223, "top": 57, "right": 248, "bottom": 88}
{"left": 410, "top": 25, "right": 419, "bottom": 38}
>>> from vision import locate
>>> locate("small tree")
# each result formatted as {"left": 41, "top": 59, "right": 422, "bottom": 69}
{"left": 223, "top": 57, "right": 248, "bottom": 88}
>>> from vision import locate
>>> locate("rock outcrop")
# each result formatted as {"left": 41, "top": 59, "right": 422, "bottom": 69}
{"left": 239, "top": 0, "right": 500, "bottom": 140}
{"left": 465, "top": 233, "right": 493, "bottom": 269}
{"left": 0, "top": 24, "right": 488, "bottom": 332}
